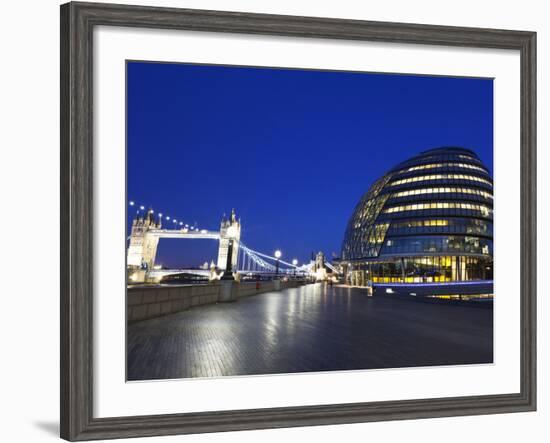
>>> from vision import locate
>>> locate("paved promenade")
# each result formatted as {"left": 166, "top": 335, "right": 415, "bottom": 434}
{"left": 127, "top": 283, "right": 493, "bottom": 381}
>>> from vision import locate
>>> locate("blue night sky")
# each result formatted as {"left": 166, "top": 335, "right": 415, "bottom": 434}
{"left": 127, "top": 61, "right": 493, "bottom": 268}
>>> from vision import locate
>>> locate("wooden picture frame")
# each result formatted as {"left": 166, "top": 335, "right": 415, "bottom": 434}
{"left": 60, "top": 2, "right": 536, "bottom": 440}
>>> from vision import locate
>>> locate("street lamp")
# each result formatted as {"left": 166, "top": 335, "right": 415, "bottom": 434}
{"left": 274, "top": 250, "right": 282, "bottom": 277}
{"left": 221, "top": 225, "right": 239, "bottom": 280}
{"left": 292, "top": 259, "right": 298, "bottom": 277}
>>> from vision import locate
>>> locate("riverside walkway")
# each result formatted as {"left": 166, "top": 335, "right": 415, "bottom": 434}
{"left": 127, "top": 283, "right": 493, "bottom": 381}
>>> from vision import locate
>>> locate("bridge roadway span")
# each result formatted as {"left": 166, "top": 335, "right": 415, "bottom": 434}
{"left": 127, "top": 283, "right": 493, "bottom": 380}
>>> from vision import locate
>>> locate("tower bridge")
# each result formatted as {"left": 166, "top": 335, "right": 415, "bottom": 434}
{"left": 126, "top": 206, "right": 339, "bottom": 283}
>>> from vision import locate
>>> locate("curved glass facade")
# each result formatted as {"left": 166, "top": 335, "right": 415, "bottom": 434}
{"left": 340, "top": 147, "right": 493, "bottom": 285}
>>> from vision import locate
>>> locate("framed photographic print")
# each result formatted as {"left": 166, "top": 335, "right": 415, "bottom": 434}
{"left": 60, "top": 1, "right": 536, "bottom": 440}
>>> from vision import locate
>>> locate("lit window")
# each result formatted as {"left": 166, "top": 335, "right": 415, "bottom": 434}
{"left": 398, "top": 162, "right": 488, "bottom": 174}
{"left": 383, "top": 202, "right": 492, "bottom": 214}
{"left": 388, "top": 174, "right": 492, "bottom": 187}
{"left": 392, "top": 187, "right": 493, "bottom": 198}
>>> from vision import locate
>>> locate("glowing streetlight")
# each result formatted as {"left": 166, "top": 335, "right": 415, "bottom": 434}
{"left": 165, "top": 216, "right": 170, "bottom": 221}
{"left": 139, "top": 205, "right": 145, "bottom": 211}
{"left": 129, "top": 201, "right": 134, "bottom": 206}
{"left": 292, "top": 259, "right": 298, "bottom": 277}
{"left": 274, "top": 250, "right": 282, "bottom": 276}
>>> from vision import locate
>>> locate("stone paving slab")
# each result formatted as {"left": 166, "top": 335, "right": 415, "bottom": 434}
{"left": 127, "top": 283, "right": 493, "bottom": 381}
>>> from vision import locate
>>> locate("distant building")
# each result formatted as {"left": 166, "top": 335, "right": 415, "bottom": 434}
{"left": 314, "top": 251, "right": 327, "bottom": 281}
{"left": 339, "top": 147, "right": 493, "bottom": 286}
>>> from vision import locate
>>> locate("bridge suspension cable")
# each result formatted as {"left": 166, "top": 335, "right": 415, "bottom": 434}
{"left": 238, "top": 243, "right": 305, "bottom": 274}
{"left": 240, "top": 244, "right": 300, "bottom": 268}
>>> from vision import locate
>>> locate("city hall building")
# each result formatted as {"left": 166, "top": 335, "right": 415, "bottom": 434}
{"left": 340, "top": 147, "right": 493, "bottom": 286}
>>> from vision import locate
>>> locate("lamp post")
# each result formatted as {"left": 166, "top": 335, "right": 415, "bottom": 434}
{"left": 274, "top": 250, "right": 282, "bottom": 278}
{"left": 221, "top": 225, "right": 238, "bottom": 280}
{"left": 292, "top": 259, "right": 298, "bottom": 277}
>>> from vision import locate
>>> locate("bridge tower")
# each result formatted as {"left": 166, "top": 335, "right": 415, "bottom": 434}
{"left": 314, "top": 251, "right": 327, "bottom": 281}
{"left": 127, "top": 209, "right": 161, "bottom": 277}
{"left": 217, "top": 209, "right": 241, "bottom": 270}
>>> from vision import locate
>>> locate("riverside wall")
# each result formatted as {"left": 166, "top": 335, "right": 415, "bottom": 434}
{"left": 128, "top": 280, "right": 305, "bottom": 323}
